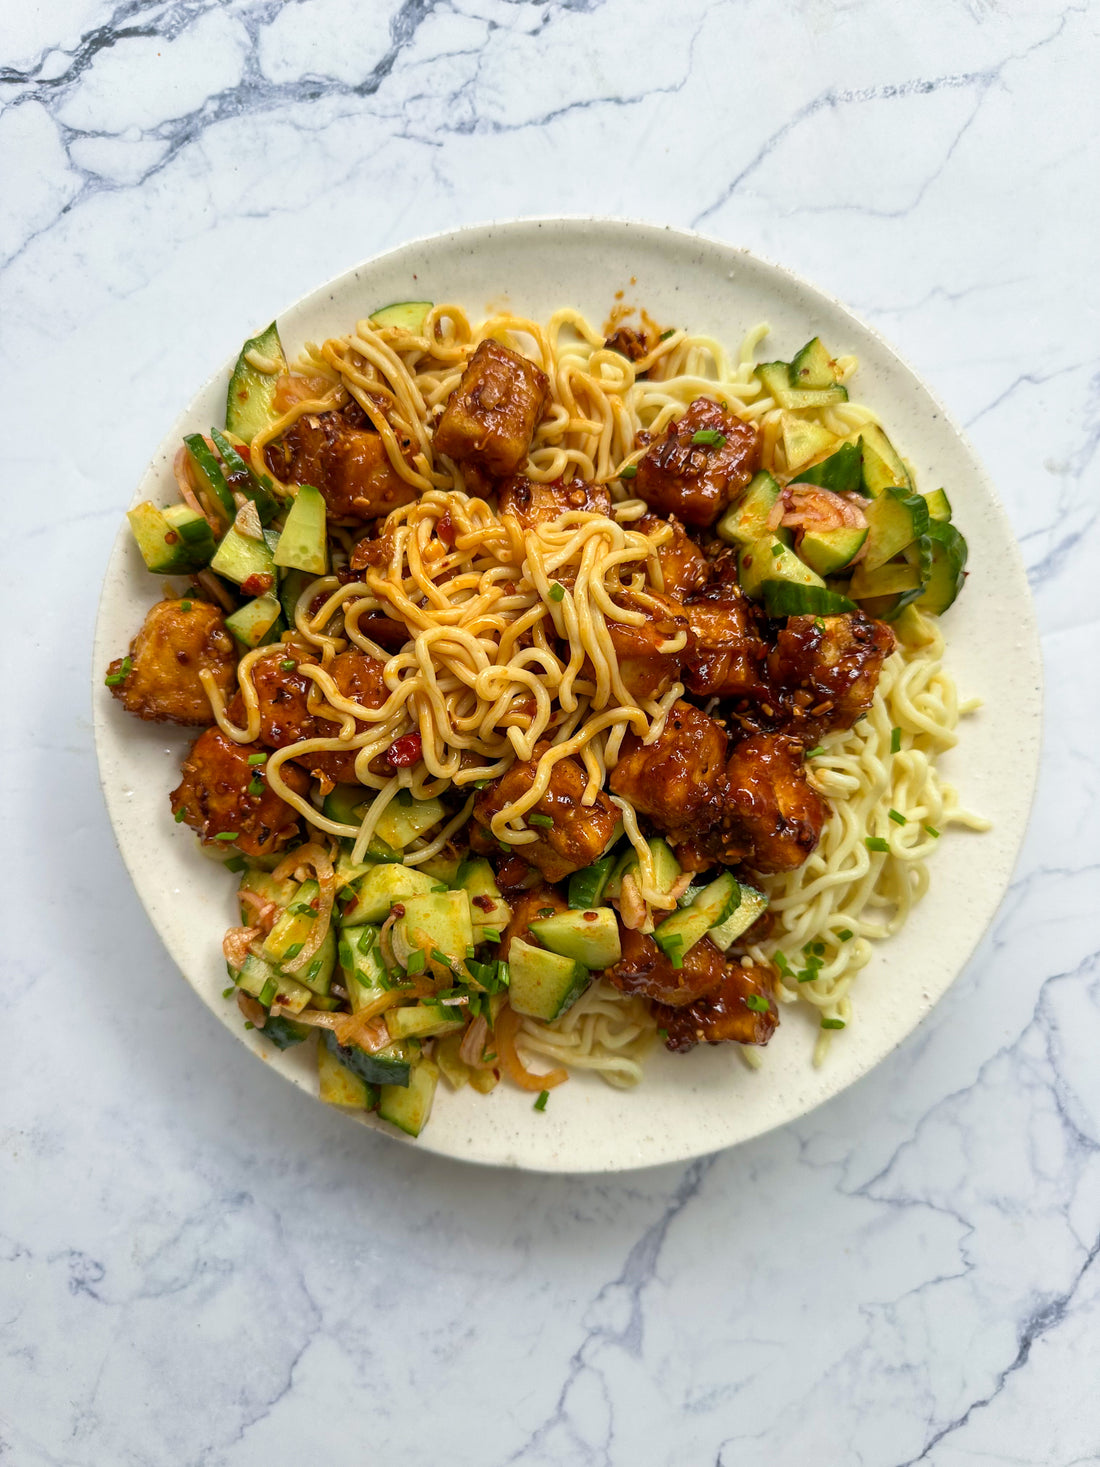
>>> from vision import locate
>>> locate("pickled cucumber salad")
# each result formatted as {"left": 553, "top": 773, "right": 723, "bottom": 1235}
{"left": 105, "top": 298, "right": 984, "bottom": 1138}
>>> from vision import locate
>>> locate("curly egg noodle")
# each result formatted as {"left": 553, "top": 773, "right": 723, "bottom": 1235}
{"left": 202, "top": 302, "right": 983, "bottom": 1082}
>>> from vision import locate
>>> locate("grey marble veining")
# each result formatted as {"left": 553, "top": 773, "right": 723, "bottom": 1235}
{"left": 2, "top": 1, "right": 1098, "bottom": 1462}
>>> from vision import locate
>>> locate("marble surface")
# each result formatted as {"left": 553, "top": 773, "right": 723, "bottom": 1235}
{"left": 2, "top": 1, "right": 1097, "bottom": 1462}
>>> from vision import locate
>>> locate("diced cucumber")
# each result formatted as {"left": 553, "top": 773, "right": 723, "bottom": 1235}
{"left": 923, "top": 488, "right": 952, "bottom": 522}
{"left": 567, "top": 853, "right": 615, "bottom": 909}
{"left": 183, "top": 434, "right": 236, "bottom": 522}
{"left": 334, "top": 849, "right": 374, "bottom": 893}
{"left": 210, "top": 428, "right": 280, "bottom": 525}
{"left": 419, "top": 852, "right": 464, "bottom": 886}
{"left": 385, "top": 1002, "right": 465, "bottom": 1042}
{"left": 273, "top": 484, "right": 327, "bottom": 576}
{"left": 717, "top": 471, "right": 782, "bottom": 547}
{"left": 238, "top": 865, "right": 297, "bottom": 920}
{"left": 338, "top": 924, "right": 393, "bottom": 1012}
{"left": 225, "top": 592, "right": 283, "bottom": 649}
{"left": 903, "top": 534, "right": 933, "bottom": 584}
{"left": 236, "top": 952, "right": 313, "bottom": 1014}
{"left": 434, "top": 1031, "right": 471, "bottom": 1090}
{"left": 375, "top": 794, "right": 446, "bottom": 852}
{"left": 849, "top": 558, "right": 923, "bottom": 599}
{"left": 263, "top": 879, "right": 322, "bottom": 965}
{"left": 530, "top": 907, "right": 622, "bottom": 969}
{"left": 323, "top": 784, "right": 370, "bottom": 828}
{"left": 391, "top": 890, "right": 475, "bottom": 969}
{"left": 507, "top": 938, "right": 591, "bottom": 1022}
{"left": 856, "top": 424, "right": 911, "bottom": 498}
{"left": 653, "top": 872, "right": 740, "bottom": 967}
{"left": 324, "top": 1029, "right": 412, "bottom": 1088}
{"left": 791, "top": 440, "right": 863, "bottom": 497}
{"left": 861, "top": 487, "right": 930, "bottom": 572}
{"left": 762, "top": 582, "right": 856, "bottom": 617}
{"left": 708, "top": 885, "right": 768, "bottom": 950}
{"left": 226, "top": 321, "right": 288, "bottom": 444}
{"left": 343, "top": 863, "right": 442, "bottom": 924}
{"left": 756, "top": 361, "right": 794, "bottom": 404}
{"left": 758, "top": 361, "right": 848, "bottom": 410}
{"left": 919, "top": 522, "right": 968, "bottom": 615}
{"left": 369, "top": 301, "right": 433, "bottom": 333}
{"left": 739, "top": 535, "right": 825, "bottom": 601}
{"left": 209, "top": 524, "right": 276, "bottom": 588}
{"left": 296, "top": 926, "right": 336, "bottom": 996}
{"left": 127, "top": 501, "right": 215, "bottom": 574}
{"left": 604, "top": 836, "right": 680, "bottom": 902}
{"left": 257, "top": 1014, "right": 311, "bottom": 1050}
{"left": 378, "top": 1057, "right": 439, "bottom": 1137}
{"left": 797, "top": 525, "right": 868, "bottom": 577}
{"left": 318, "top": 1034, "right": 378, "bottom": 1110}
{"left": 456, "top": 856, "right": 511, "bottom": 937}
{"left": 789, "top": 336, "right": 837, "bottom": 390}
{"left": 781, "top": 414, "right": 840, "bottom": 473}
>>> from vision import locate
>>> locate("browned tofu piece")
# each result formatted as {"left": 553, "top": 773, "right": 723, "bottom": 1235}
{"left": 264, "top": 404, "right": 416, "bottom": 521}
{"left": 656, "top": 959, "right": 779, "bottom": 1052}
{"left": 107, "top": 598, "right": 237, "bottom": 726}
{"left": 606, "top": 928, "right": 726, "bottom": 1007}
{"left": 682, "top": 586, "right": 766, "bottom": 699}
{"left": 474, "top": 747, "right": 618, "bottom": 882}
{"left": 606, "top": 590, "right": 691, "bottom": 701}
{"left": 230, "top": 648, "right": 389, "bottom": 784}
{"left": 637, "top": 513, "right": 710, "bottom": 599}
{"left": 497, "top": 475, "right": 610, "bottom": 529}
{"left": 170, "top": 727, "right": 309, "bottom": 856}
{"left": 608, "top": 700, "right": 728, "bottom": 844}
{"left": 434, "top": 340, "right": 550, "bottom": 478}
{"left": 634, "top": 397, "right": 761, "bottom": 527}
{"left": 726, "top": 733, "right": 828, "bottom": 874}
{"left": 766, "top": 612, "right": 895, "bottom": 733}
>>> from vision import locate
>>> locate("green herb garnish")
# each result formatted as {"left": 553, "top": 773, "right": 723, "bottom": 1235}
{"left": 529, "top": 813, "right": 554, "bottom": 828}
{"left": 806, "top": 745, "right": 825, "bottom": 758}
{"left": 174, "top": 807, "right": 187, "bottom": 823}
{"left": 888, "top": 808, "right": 906, "bottom": 826}
{"left": 283, "top": 941, "right": 304, "bottom": 960}
{"left": 222, "top": 986, "right": 235, "bottom": 998}
{"left": 837, "top": 929, "right": 854, "bottom": 942}
{"left": 745, "top": 994, "right": 770, "bottom": 1013}
{"left": 405, "top": 950, "right": 426, "bottom": 975}
{"left": 548, "top": 582, "right": 566, "bottom": 602}
{"left": 865, "top": 836, "right": 889, "bottom": 853}
{"left": 247, "top": 752, "right": 267, "bottom": 765}
{"left": 619, "top": 464, "right": 638, "bottom": 479}
{"left": 213, "top": 831, "right": 239, "bottom": 842}
{"left": 659, "top": 328, "right": 676, "bottom": 341}
{"left": 821, "top": 1018, "right": 846, "bottom": 1030}
{"left": 533, "top": 1089, "right": 549, "bottom": 1112}
{"left": 288, "top": 902, "right": 316, "bottom": 917}
{"left": 248, "top": 778, "right": 265, "bottom": 797}
{"left": 924, "top": 824, "right": 940, "bottom": 838}
{"left": 890, "top": 727, "right": 902, "bottom": 754}
{"left": 224, "top": 855, "right": 246, "bottom": 873}
{"left": 104, "top": 655, "right": 133, "bottom": 687}
{"left": 280, "top": 659, "right": 297, "bottom": 671}
{"left": 691, "top": 429, "right": 727, "bottom": 449}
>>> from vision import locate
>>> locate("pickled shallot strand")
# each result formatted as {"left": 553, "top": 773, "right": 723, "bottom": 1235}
{"left": 459, "top": 1013, "right": 494, "bottom": 1069}
{"left": 780, "top": 485, "right": 867, "bottom": 532}
{"left": 173, "top": 445, "right": 220, "bottom": 529}
{"left": 237, "top": 887, "right": 279, "bottom": 933}
{"left": 619, "top": 872, "right": 647, "bottom": 930}
{"left": 272, "top": 841, "right": 336, "bottom": 975}
{"left": 236, "top": 990, "right": 267, "bottom": 1028}
{"left": 193, "top": 568, "right": 237, "bottom": 613}
{"left": 223, "top": 925, "right": 262, "bottom": 968}
{"left": 494, "top": 1006, "right": 568, "bottom": 1091}
{"left": 332, "top": 1011, "right": 392, "bottom": 1051}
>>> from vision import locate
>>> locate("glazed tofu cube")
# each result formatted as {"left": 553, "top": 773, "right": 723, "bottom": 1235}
{"left": 434, "top": 340, "right": 550, "bottom": 478}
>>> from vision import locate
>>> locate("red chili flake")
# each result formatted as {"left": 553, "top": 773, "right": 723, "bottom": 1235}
{"left": 472, "top": 894, "right": 495, "bottom": 912}
{"left": 583, "top": 911, "right": 598, "bottom": 922}
{"left": 436, "top": 511, "right": 455, "bottom": 547}
{"left": 241, "top": 573, "right": 274, "bottom": 596}
{"left": 386, "top": 733, "right": 422, "bottom": 768}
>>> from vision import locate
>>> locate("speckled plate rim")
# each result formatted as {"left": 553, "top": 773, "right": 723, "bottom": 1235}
{"left": 92, "top": 217, "right": 1042, "bottom": 1173}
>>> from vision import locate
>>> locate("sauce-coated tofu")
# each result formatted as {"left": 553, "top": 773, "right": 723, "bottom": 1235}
{"left": 608, "top": 701, "right": 728, "bottom": 842}
{"left": 107, "top": 598, "right": 236, "bottom": 726}
{"left": 474, "top": 747, "right": 618, "bottom": 882}
{"left": 170, "top": 728, "right": 309, "bottom": 856}
{"left": 635, "top": 397, "right": 761, "bottom": 527}
{"left": 434, "top": 340, "right": 550, "bottom": 478}
{"left": 265, "top": 405, "right": 416, "bottom": 521}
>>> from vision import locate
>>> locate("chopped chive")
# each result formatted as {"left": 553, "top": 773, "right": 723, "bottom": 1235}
{"left": 619, "top": 464, "right": 638, "bottom": 479}
{"left": 691, "top": 429, "right": 727, "bottom": 448}
{"left": 865, "top": 836, "right": 889, "bottom": 853}
{"left": 814, "top": 617, "right": 826, "bottom": 630}
{"left": 837, "top": 929, "right": 854, "bottom": 942}
{"left": 357, "top": 927, "right": 376, "bottom": 954}
{"left": 659, "top": 328, "right": 676, "bottom": 341}
{"left": 533, "top": 1089, "right": 549, "bottom": 1112}
{"left": 247, "top": 752, "right": 267, "bottom": 766}
{"left": 243, "top": 1020, "right": 254, "bottom": 1030}
{"left": 405, "top": 950, "right": 426, "bottom": 975}
{"left": 924, "top": 824, "right": 940, "bottom": 838}
{"left": 821, "top": 1018, "right": 846, "bottom": 1030}
{"left": 888, "top": 808, "right": 907, "bottom": 825}
{"left": 811, "top": 942, "right": 825, "bottom": 956}
{"left": 174, "top": 807, "right": 187, "bottom": 823}
{"left": 548, "top": 581, "right": 566, "bottom": 602}
{"left": 496, "top": 960, "right": 510, "bottom": 988}
{"left": 180, "top": 600, "right": 192, "bottom": 612}
{"left": 222, "top": 986, "right": 235, "bottom": 998}
{"left": 224, "top": 855, "right": 246, "bottom": 873}
{"left": 283, "top": 941, "right": 304, "bottom": 960}
{"left": 213, "top": 831, "right": 239, "bottom": 842}
{"left": 288, "top": 902, "right": 316, "bottom": 917}
{"left": 259, "top": 977, "right": 278, "bottom": 1007}
{"left": 465, "top": 946, "right": 476, "bottom": 960}
{"left": 248, "top": 778, "right": 265, "bottom": 797}
{"left": 770, "top": 542, "right": 785, "bottom": 557}
{"left": 805, "top": 746, "right": 825, "bottom": 759}
{"left": 473, "top": 778, "right": 490, "bottom": 789}
{"left": 745, "top": 994, "right": 770, "bottom": 1013}
{"left": 528, "top": 813, "right": 554, "bottom": 828}
{"left": 280, "top": 659, "right": 297, "bottom": 671}
{"left": 657, "top": 1027, "right": 669, "bottom": 1040}
{"left": 537, "top": 908, "right": 556, "bottom": 919}
{"left": 104, "top": 655, "right": 133, "bottom": 687}
{"left": 481, "top": 928, "right": 501, "bottom": 944}
{"left": 890, "top": 726, "right": 902, "bottom": 754}
{"left": 430, "top": 948, "right": 453, "bottom": 970}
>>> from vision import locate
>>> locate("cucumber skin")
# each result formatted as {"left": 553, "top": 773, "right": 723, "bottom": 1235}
{"left": 226, "top": 322, "right": 287, "bottom": 444}
{"left": 324, "top": 1030, "right": 411, "bottom": 1088}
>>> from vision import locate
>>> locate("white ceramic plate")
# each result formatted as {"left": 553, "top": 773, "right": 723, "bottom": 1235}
{"left": 93, "top": 219, "right": 1041, "bottom": 1173}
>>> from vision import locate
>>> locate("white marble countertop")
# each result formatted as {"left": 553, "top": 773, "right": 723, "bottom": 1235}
{"left": 3, "top": 2, "right": 1098, "bottom": 1462}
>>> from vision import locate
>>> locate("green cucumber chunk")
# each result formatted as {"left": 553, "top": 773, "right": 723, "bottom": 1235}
{"left": 717, "top": 471, "right": 782, "bottom": 547}
{"left": 342, "top": 863, "right": 442, "bottom": 924}
{"left": 797, "top": 525, "right": 868, "bottom": 577}
{"left": 653, "top": 872, "right": 740, "bottom": 967}
{"left": 781, "top": 414, "right": 839, "bottom": 473}
{"left": 235, "top": 952, "right": 313, "bottom": 1014}
{"left": 338, "top": 924, "right": 392, "bottom": 1010}
{"left": 739, "top": 535, "right": 825, "bottom": 601}
{"left": 273, "top": 484, "right": 327, "bottom": 575}
{"left": 856, "top": 424, "right": 911, "bottom": 498}
{"left": 209, "top": 524, "right": 276, "bottom": 587}
{"left": 391, "top": 889, "right": 475, "bottom": 970}
{"left": 861, "top": 487, "right": 930, "bottom": 572}
{"left": 508, "top": 938, "right": 591, "bottom": 1021}
{"left": 257, "top": 1014, "right": 311, "bottom": 1050}
{"left": 708, "top": 885, "right": 768, "bottom": 950}
{"left": 385, "top": 1003, "right": 465, "bottom": 1042}
{"left": 919, "top": 522, "right": 968, "bottom": 614}
{"left": 263, "top": 878, "right": 321, "bottom": 964}
{"left": 369, "top": 301, "right": 433, "bottom": 333}
{"left": 126, "top": 501, "right": 214, "bottom": 574}
{"left": 225, "top": 592, "right": 283, "bottom": 648}
{"left": 789, "top": 337, "right": 837, "bottom": 389}
{"left": 530, "top": 907, "right": 622, "bottom": 969}
{"left": 375, "top": 794, "right": 446, "bottom": 852}
{"left": 604, "top": 836, "right": 679, "bottom": 902}
{"left": 226, "top": 322, "right": 288, "bottom": 445}
{"left": 456, "top": 856, "right": 511, "bottom": 936}
{"left": 762, "top": 582, "right": 856, "bottom": 617}
{"left": 791, "top": 440, "right": 863, "bottom": 497}
{"left": 923, "top": 488, "right": 952, "bottom": 522}
{"left": 418, "top": 852, "right": 464, "bottom": 886}
{"left": 317, "top": 1034, "right": 378, "bottom": 1110}
{"left": 849, "top": 558, "right": 923, "bottom": 599}
{"left": 238, "top": 865, "right": 297, "bottom": 919}
{"left": 278, "top": 566, "right": 313, "bottom": 627}
{"left": 183, "top": 434, "right": 236, "bottom": 522}
{"left": 323, "top": 783, "right": 368, "bottom": 826}
{"left": 567, "top": 853, "right": 615, "bottom": 909}
{"left": 378, "top": 1057, "right": 439, "bottom": 1137}
{"left": 209, "top": 427, "right": 280, "bottom": 525}
{"left": 324, "top": 1028, "right": 412, "bottom": 1088}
